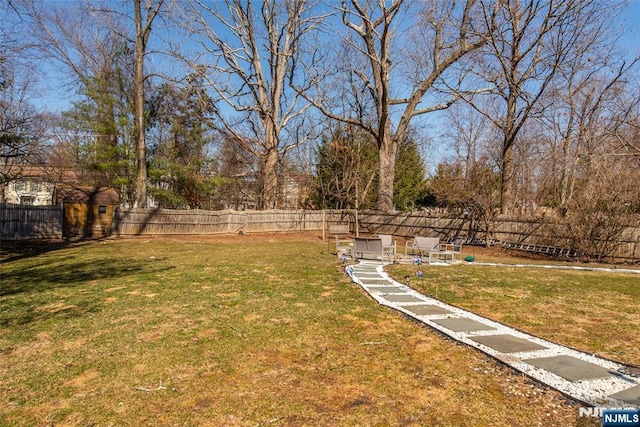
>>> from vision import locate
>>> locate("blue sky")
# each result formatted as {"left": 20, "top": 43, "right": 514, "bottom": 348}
{"left": 24, "top": 1, "right": 640, "bottom": 118}
{"left": 622, "top": 0, "right": 640, "bottom": 58}
{"left": 20, "top": 0, "right": 639, "bottom": 175}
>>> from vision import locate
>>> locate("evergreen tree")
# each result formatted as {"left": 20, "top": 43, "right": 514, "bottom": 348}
{"left": 393, "top": 135, "right": 427, "bottom": 211}
{"left": 312, "top": 125, "right": 428, "bottom": 211}
{"left": 311, "top": 125, "right": 378, "bottom": 209}
{"left": 56, "top": 40, "right": 137, "bottom": 204}
{"left": 147, "top": 75, "right": 220, "bottom": 209}
{"left": 215, "top": 135, "right": 255, "bottom": 210}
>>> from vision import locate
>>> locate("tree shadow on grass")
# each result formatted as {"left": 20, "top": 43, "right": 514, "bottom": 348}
{"left": 0, "top": 254, "right": 174, "bottom": 327}
{"left": 1, "top": 295, "right": 101, "bottom": 328}
{"left": 1, "top": 255, "right": 173, "bottom": 296}
{"left": 0, "top": 239, "right": 95, "bottom": 263}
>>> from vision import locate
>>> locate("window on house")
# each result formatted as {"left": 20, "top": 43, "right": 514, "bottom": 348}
{"left": 98, "top": 205, "right": 107, "bottom": 215}
{"left": 20, "top": 195, "right": 35, "bottom": 205}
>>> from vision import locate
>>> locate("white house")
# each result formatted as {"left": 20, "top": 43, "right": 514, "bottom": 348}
{"left": 1, "top": 165, "right": 79, "bottom": 205}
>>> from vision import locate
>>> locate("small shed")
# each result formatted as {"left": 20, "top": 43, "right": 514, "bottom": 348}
{"left": 54, "top": 186, "right": 119, "bottom": 238}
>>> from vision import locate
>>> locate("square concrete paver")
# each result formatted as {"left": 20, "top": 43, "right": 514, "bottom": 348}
{"left": 470, "top": 334, "right": 548, "bottom": 354}
{"left": 402, "top": 304, "right": 452, "bottom": 316}
{"left": 522, "top": 355, "right": 613, "bottom": 382}
{"left": 353, "top": 270, "right": 380, "bottom": 279}
{"left": 366, "top": 286, "right": 406, "bottom": 294}
{"left": 359, "top": 279, "right": 394, "bottom": 286}
{"left": 609, "top": 385, "right": 640, "bottom": 406}
{"left": 354, "top": 273, "right": 381, "bottom": 279}
{"left": 432, "top": 317, "right": 496, "bottom": 332}
{"left": 381, "top": 294, "right": 425, "bottom": 303}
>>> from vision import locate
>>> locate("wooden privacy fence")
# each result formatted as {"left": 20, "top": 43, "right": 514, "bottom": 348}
{"left": 113, "top": 208, "right": 325, "bottom": 235}
{"left": 354, "top": 210, "right": 640, "bottom": 262}
{"left": 114, "top": 208, "right": 640, "bottom": 260}
{"left": 2, "top": 205, "right": 638, "bottom": 261}
{"left": 0, "top": 203, "right": 63, "bottom": 239}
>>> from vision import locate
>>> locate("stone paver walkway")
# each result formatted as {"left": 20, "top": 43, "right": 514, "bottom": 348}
{"left": 347, "top": 261, "right": 640, "bottom": 408}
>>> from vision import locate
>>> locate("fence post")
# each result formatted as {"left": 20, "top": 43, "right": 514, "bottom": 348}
{"left": 322, "top": 210, "right": 326, "bottom": 240}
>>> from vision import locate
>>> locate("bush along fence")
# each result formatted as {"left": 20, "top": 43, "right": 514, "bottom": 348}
{"left": 1, "top": 205, "right": 638, "bottom": 262}
{"left": 353, "top": 210, "right": 640, "bottom": 263}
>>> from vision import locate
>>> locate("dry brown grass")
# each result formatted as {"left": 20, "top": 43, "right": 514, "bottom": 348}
{"left": 0, "top": 235, "right": 606, "bottom": 426}
{"left": 387, "top": 245, "right": 640, "bottom": 366}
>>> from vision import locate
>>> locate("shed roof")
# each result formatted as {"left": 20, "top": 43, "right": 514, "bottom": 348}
{"left": 55, "top": 186, "right": 119, "bottom": 204}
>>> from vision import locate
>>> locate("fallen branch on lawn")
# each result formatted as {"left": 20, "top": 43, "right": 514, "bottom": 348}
{"left": 135, "top": 381, "right": 168, "bottom": 392}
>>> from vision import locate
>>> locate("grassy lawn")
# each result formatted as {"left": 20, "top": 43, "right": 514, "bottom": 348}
{"left": 0, "top": 235, "right": 611, "bottom": 426}
{"left": 386, "top": 250, "right": 640, "bottom": 367}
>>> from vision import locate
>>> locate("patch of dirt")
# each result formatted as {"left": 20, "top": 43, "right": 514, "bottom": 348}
{"left": 37, "top": 303, "right": 77, "bottom": 314}
{"left": 243, "top": 314, "right": 262, "bottom": 322}
{"left": 63, "top": 369, "right": 99, "bottom": 388}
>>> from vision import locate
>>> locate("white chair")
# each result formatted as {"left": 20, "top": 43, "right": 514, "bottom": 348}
{"left": 377, "top": 234, "right": 396, "bottom": 257}
{"left": 335, "top": 235, "right": 353, "bottom": 257}
{"left": 405, "top": 236, "right": 441, "bottom": 258}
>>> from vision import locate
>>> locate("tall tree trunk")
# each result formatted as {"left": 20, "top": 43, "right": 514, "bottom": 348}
{"left": 500, "top": 88, "right": 518, "bottom": 214}
{"left": 377, "top": 134, "right": 397, "bottom": 211}
{"left": 259, "top": 144, "right": 279, "bottom": 209}
{"left": 133, "top": 0, "right": 163, "bottom": 208}
{"left": 134, "top": 0, "right": 147, "bottom": 208}
{"left": 500, "top": 142, "right": 514, "bottom": 215}
{"left": 133, "top": 55, "right": 146, "bottom": 207}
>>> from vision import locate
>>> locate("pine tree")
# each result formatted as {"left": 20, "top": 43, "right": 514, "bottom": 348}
{"left": 393, "top": 135, "right": 427, "bottom": 211}
{"left": 147, "top": 75, "right": 220, "bottom": 209}
{"left": 311, "top": 125, "right": 378, "bottom": 209}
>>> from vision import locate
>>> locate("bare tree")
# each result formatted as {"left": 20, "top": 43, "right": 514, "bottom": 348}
{"left": 539, "top": 62, "right": 639, "bottom": 210}
{"left": 0, "top": 63, "right": 51, "bottom": 183}
{"left": 18, "top": 1, "right": 133, "bottom": 193}
{"left": 609, "top": 90, "right": 640, "bottom": 157}
{"left": 562, "top": 152, "right": 640, "bottom": 261}
{"left": 297, "top": 0, "right": 492, "bottom": 211}
{"left": 428, "top": 156, "right": 502, "bottom": 245}
{"left": 179, "top": 0, "right": 324, "bottom": 209}
{"left": 459, "top": 0, "right": 624, "bottom": 214}
{"left": 445, "top": 102, "right": 492, "bottom": 175}
{"left": 133, "top": 0, "right": 164, "bottom": 208}
{"left": 19, "top": 0, "right": 165, "bottom": 207}
{"left": 1, "top": 1, "right": 50, "bottom": 183}
{"left": 540, "top": 63, "right": 640, "bottom": 260}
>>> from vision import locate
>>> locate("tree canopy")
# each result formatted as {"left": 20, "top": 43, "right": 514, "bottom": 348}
{"left": 1, "top": 0, "right": 638, "bottom": 233}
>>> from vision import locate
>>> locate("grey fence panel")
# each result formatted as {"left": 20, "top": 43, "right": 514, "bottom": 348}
{"left": 0, "top": 203, "right": 63, "bottom": 239}
{"left": 6, "top": 205, "right": 636, "bottom": 261}
{"left": 113, "top": 208, "right": 325, "bottom": 236}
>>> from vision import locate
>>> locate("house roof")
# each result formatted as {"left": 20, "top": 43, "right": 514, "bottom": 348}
{"left": 1, "top": 164, "right": 81, "bottom": 184}
{"left": 55, "top": 186, "right": 119, "bottom": 204}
